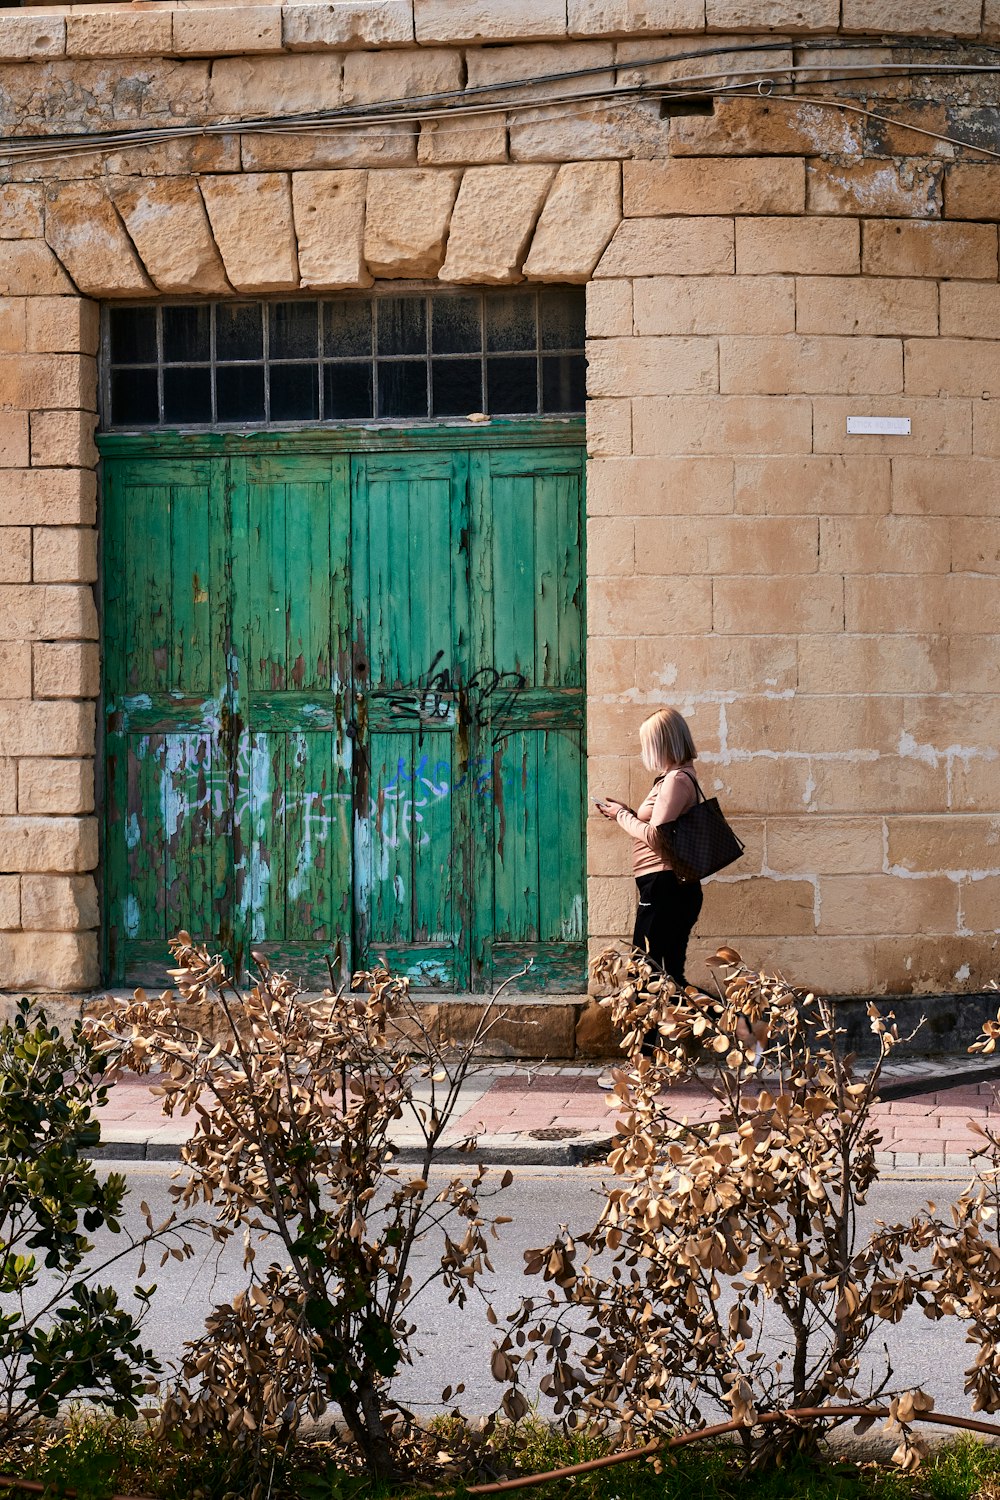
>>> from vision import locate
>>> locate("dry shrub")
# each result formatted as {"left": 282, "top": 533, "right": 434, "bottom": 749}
{"left": 497, "top": 945, "right": 937, "bottom": 1469}
{"left": 93, "top": 935, "right": 512, "bottom": 1483}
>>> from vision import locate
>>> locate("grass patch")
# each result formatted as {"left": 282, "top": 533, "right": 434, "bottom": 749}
{"left": 3, "top": 1414, "right": 1000, "bottom": 1500}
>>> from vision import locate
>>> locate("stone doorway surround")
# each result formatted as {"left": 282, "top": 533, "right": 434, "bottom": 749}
{"left": 3, "top": 0, "right": 1000, "bottom": 1016}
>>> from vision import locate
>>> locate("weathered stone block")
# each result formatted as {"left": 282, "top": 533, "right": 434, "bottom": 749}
{"left": 642, "top": 514, "right": 819, "bottom": 574}
{"left": 588, "top": 875, "right": 636, "bottom": 938}
{"left": 633, "top": 274, "right": 794, "bottom": 335}
{"left": 714, "top": 574, "right": 844, "bottom": 633}
{"left": 112, "top": 179, "right": 231, "bottom": 295}
{"left": 0, "top": 586, "right": 98, "bottom": 643}
{"left": 361, "top": 167, "right": 460, "bottom": 278}
{"left": 418, "top": 119, "right": 508, "bottom": 166}
{"left": 799, "top": 634, "right": 948, "bottom": 696}
{"left": 701, "top": 877, "right": 815, "bottom": 937}
{"left": 18, "top": 759, "right": 94, "bottom": 817}
{"left": 510, "top": 99, "right": 665, "bottom": 164}
{"left": 201, "top": 174, "right": 299, "bottom": 292}
{"left": 0, "top": 702, "right": 94, "bottom": 761}
{"left": 735, "top": 216, "right": 859, "bottom": 275}
{"left": 587, "top": 335, "right": 717, "bottom": 397}
{"left": 589, "top": 574, "right": 712, "bottom": 634}
{"left": 705, "top": 0, "right": 837, "bottom": 26}
{"left": 734, "top": 455, "right": 890, "bottom": 516}
{"left": 0, "top": 761, "right": 14, "bottom": 817}
{"left": 29, "top": 413, "right": 99, "bottom": 470}
{"left": 887, "top": 816, "right": 1000, "bottom": 876}
{"left": 720, "top": 334, "right": 902, "bottom": 396}
{"left": 843, "top": 0, "right": 982, "bottom": 34}
{"left": 44, "top": 184, "right": 151, "bottom": 299}
{"left": 905, "top": 338, "right": 1000, "bottom": 399}
{"left": 951, "top": 518, "right": 1000, "bottom": 573}
{"left": 242, "top": 129, "right": 415, "bottom": 172}
{"left": 795, "top": 275, "right": 938, "bottom": 337}
{"left": 631, "top": 394, "right": 813, "bottom": 456}
{"left": 766, "top": 817, "right": 885, "bottom": 876}
{"left": 292, "top": 170, "right": 371, "bottom": 289}
{"left": 32, "top": 527, "right": 97, "bottom": 585}
{"left": 209, "top": 54, "right": 344, "bottom": 117}
{"left": 625, "top": 157, "right": 805, "bottom": 217}
{"left": 574, "top": 998, "right": 618, "bottom": 1058}
{"left": 587, "top": 455, "right": 733, "bottom": 515}
{"left": 0, "top": 643, "right": 30, "bottom": 698}
{"left": 0, "top": 300, "right": 25, "bottom": 356}
{"left": 596, "top": 217, "right": 734, "bottom": 278}
{"left": 523, "top": 161, "right": 620, "bottom": 282}
{"left": 0, "top": 931, "right": 99, "bottom": 992}
{"left": 66, "top": 10, "right": 173, "bottom": 59}
{"left": 726, "top": 695, "right": 902, "bottom": 757}
{"left": 25, "top": 297, "right": 100, "bottom": 356}
{"left": 0, "top": 242, "right": 74, "bottom": 298}
{"left": 586, "top": 398, "right": 632, "bottom": 457}
{"left": 0, "top": 816, "right": 98, "bottom": 876}
{"left": 439, "top": 165, "right": 553, "bottom": 284}
{"left": 2, "top": 469, "right": 94, "bottom": 528}
{"left": 568, "top": 0, "right": 704, "bottom": 34}
{"left": 465, "top": 39, "right": 613, "bottom": 95}
{"left": 587, "top": 279, "right": 632, "bottom": 338}
{"left": 0, "top": 875, "right": 17, "bottom": 930}
{"left": 172, "top": 6, "right": 283, "bottom": 56}
{"left": 342, "top": 46, "right": 462, "bottom": 105}
{"left": 863, "top": 220, "right": 998, "bottom": 280}
{"left": 0, "top": 529, "right": 30, "bottom": 585}
{"left": 944, "top": 165, "right": 1000, "bottom": 221}
{"left": 842, "top": 573, "right": 947, "bottom": 634}
{"left": 587, "top": 516, "right": 634, "bottom": 576}
{"left": 0, "top": 186, "right": 44, "bottom": 242}
{"left": 940, "top": 283, "right": 1000, "bottom": 339}
{"left": 284, "top": 0, "right": 413, "bottom": 48}
{"left": 0, "top": 413, "right": 29, "bottom": 470}
{"left": 33, "top": 642, "right": 100, "bottom": 700}
{"left": 0, "top": 13, "right": 64, "bottom": 61}
{"left": 808, "top": 160, "right": 943, "bottom": 219}
{"left": 20, "top": 873, "right": 97, "bottom": 932}
{"left": 819, "top": 515, "right": 949, "bottom": 574}
{"left": 670, "top": 96, "right": 862, "bottom": 157}
{"left": 414, "top": 0, "right": 566, "bottom": 42}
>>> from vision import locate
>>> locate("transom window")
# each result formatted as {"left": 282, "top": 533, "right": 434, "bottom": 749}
{"left": 103, "top": 288, "right": 586, "bottom": 429}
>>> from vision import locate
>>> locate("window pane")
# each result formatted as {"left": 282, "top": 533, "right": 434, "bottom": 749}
{"left": 324, "top": 299, "right": 373, "bottom": 358}
{"left": 485, "top": 293, "right": 535, "bottom": 353}
{"left": 431, "top": 295, "right": 481, "bottom": 354}
{"left": 217, "top": 303, "right": 263, "bottom": 361}
{"left": 109, "top": 306, "right": 157, "bottom": 365}
{"left": 111, "top": 367, "right": 158, "bottom": 424}
{"left": 163, "top": 366, "right": 211, "bottom": 423}
{"left": 378, "top": 361, "right": 428, "bottom": 418}
{"left": 432, "top": 358, "right": 482, "bottom": 417}
{"left": 270, "top": 302, "right": 318, "bottom": 360}
{"left": 323, "top": 362, "right": 373, "bottom": 419}
{"left": 487, "top": 355, "right": 537, "bottom": 414}
{"left": 377, "top": 298, "right": 426, "bottom": 356}
{"left": 542, "top": 353, "right": 586, "bottom": 412}
{"left": 271, "top": 363, "right": 319, "bottom": 421}
{"left": 217, "top": 364, "right": 266, "bottom": 423}
{"left": 540, "top": 287, "right": 585, "bottom": 351}
{"left": 163, "top": 304, "right": 210, "bottom": 363}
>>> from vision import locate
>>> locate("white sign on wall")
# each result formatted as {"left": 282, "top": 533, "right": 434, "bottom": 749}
{"left": 846, "top": 415, "right": 911, "bottom": 435}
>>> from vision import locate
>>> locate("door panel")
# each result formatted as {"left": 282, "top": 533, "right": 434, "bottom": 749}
{"left": 351, "top": 451, "right": 471, "bottom": 987}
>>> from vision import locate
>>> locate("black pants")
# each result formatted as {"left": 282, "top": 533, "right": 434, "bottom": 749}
{"left": 632, "top": 870, "right": 703, "bottom": 988}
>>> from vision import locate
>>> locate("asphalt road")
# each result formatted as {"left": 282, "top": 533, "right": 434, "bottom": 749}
{"left": 18, "top": 1165, "right": 989, "bottom": 1425}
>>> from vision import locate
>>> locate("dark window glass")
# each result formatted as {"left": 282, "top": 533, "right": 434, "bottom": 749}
{"left": 485, "top": 293, "right": 536, "bottom": 353}
{"left": 487, "top": 355, "right": 537, "bottom": 414}
{"left": 432, "top": 358, "right": 482, "bottom": 417}
{"left": 324, "top": 299, "right": 372, "bottom": 358}
{"left": 542, "top": 353, "right": 587, "bottom": 412}
{"left": 323, "top": 362, "right": 373, "bottom": 419}
{"left": 378, "top": 361, "right": 428, "bottom": 418}
{"left": 217, "top": 365, "right": 266, "bottom": 423}
{"left": 163, "top": 366, "right": 212, "bottom": 423}
{"left": 431, "top": 295, "right": 481, "bottom": 354}
{"left": 377, "top": 298, "right": 426, "bottom": 356}
{"left": 270, "top": 302, "right": 318, "bottom": 360}
{"left": 217, "top": 303, "right": 263, "bottom": 361}
{"left": 109, "top": 306, "right": 157, "bottom": 365}
{"left": 110, "top": 366, "right": 158, "bottom": 424}
{"left": 540, "top": 287, "right": 586, "bottom": 350}
{"left": 163, "top": 304, "right": 211, "bottom": 363}
{"left": 271, "top": 363, "right": 319, "bottom": 420}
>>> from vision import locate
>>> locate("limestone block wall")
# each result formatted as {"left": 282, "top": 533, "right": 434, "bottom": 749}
{"left": 0, "top": 0, "right": 998, "bottom": 1001}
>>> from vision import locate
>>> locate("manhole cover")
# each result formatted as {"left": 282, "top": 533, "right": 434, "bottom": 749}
{"left": 528, "top": 1127, "right": 581, "bottom": 1141}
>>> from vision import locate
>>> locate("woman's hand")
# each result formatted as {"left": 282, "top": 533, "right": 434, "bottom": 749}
{"left": 595, "top": 798, "right": 628, "bottom": 820}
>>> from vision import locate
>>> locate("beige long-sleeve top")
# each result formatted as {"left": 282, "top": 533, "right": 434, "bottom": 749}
{"left": 615, "top": 765, "right": 699, "bottom": 878}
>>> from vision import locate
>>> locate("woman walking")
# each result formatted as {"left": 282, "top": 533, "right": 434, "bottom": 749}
{"left": 596, "top": 707, "right": 702, "bottom": 989}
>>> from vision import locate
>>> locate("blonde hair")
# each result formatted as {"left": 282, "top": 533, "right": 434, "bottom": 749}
{"left": 639, "top": 708, "right": 697, "bottom": 773}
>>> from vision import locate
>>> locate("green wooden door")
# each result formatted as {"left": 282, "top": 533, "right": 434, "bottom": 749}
{"left": 103, "top": 431, "right": 585, "bottom": 992}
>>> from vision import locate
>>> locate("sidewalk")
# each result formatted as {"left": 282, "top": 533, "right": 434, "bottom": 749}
{"left": 92, "top": 1052, "right": 1000, "bottom": 1172}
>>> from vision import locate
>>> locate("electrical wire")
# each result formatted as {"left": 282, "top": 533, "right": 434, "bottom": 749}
{"left": 3, "top": 39, "right": 1000, "bottom": 167}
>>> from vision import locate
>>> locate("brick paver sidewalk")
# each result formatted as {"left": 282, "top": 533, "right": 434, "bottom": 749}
{"left": 93, "top": 1061, "right": 1000, "bottom": 1171}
